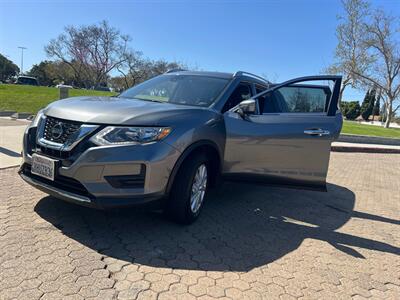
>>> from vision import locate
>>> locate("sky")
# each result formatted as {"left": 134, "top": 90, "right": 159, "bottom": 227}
{"left": 1, "top": 0, "right": 399, "bottom": 101}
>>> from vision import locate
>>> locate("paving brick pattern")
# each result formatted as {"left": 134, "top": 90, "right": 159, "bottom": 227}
{"left": 0, "top": 153, "right": 399, "bottom": 299}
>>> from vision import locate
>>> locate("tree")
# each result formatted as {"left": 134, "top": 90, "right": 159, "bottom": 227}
{"left": 360, "top": 89, "right": 376, "bottom": 121}
{"left": 54, "top": 61, "right": 76, "bottom": 86}
{"left": 350, "top": 9, "right": 400, "bottom": 128}
{"left": 373, "top": 91, "right": 381, "bottom": 116}
{"left": 341, "top": 101, "right": 350, "bottom": 117}
{"left": 0, "top": 53, "right": 19, "bottom": 82}
{"left": 147, "top": 59, "right": 184, "bottom": 77}
{"left": 115, "top": 50, "right": 149, "bottom": 89}
{"left": 45, "top": 21, "right": 130, "bottom": 88}
{"left": 330, "top": 0, "right": 400, "bottom": 128}
{"left": 342, "top": 101, "right": 361, "bottom": 120}
{"left": 109, "top": 76, "right": 127, "bottom": 92}
{"left": 360, "top": 89, "right": 370, "bottom": 120}
{"left": 325, "top": 0, "right": 371, "bottom": 103}
{"left": 28, "top": 60, "right": 76, "bottom": 86}
{"left": 115, "top": 52, "right": 186, "bottom": 90}
{"left": 28, "top": 61, "right": 56, "bottom": 86}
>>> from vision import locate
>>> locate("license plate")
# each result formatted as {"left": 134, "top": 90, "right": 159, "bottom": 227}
{"left": 31, "top": 154, "right": 57, "bottom": 181}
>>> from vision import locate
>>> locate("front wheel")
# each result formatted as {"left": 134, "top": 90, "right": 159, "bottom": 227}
{"left": 166, "top": 154, "right": 209, "bottom": 224}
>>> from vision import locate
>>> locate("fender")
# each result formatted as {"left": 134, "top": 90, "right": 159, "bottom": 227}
{"left": 165, "top": 140, "right": 222, "bottom": 196}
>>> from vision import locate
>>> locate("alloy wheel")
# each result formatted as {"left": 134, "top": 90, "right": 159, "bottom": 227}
{"left": 190, "top": 164, "right": 208, "bottom": 213}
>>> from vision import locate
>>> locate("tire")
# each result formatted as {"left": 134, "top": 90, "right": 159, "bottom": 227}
{"left": 166, "top": 153, "right": 209, "bottom": 224}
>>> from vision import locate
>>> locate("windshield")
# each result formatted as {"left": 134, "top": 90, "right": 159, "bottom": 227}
{"left": 119, "top": 75, "right": 229, "bottom": 107}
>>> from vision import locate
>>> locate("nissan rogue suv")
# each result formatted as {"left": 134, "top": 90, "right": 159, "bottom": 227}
{"left": 19, "top": 70, "right": 342, "bottom": 224}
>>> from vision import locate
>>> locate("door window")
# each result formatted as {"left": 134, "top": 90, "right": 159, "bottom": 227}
{"left": 276, "top": 86, "right": 328, "bottom": 113}
{"left": 259, "top": 85, "right": 331, "bottom": 114}
{"left": 222, "top": 82, "right": 252, "bottom": 112}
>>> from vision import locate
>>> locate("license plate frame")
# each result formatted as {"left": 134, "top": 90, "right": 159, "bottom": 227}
{"left": 31, "top": 153, "right": 57, "bottom": 181}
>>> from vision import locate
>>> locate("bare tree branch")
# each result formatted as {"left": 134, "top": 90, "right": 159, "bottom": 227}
{"left": 328, "top": 0, "right": 400, "bottom": 127}
{"left": 45, "top": 20, "right": 131, "bottom": 88}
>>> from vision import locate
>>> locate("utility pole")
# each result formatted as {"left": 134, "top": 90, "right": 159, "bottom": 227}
{"left": 18, "top": 46, "right": 27, "bottom": 75}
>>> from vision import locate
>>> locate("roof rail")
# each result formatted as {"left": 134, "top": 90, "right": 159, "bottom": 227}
{"left": 233, "top": 71, "right": 270, "bottom": 83}
{"left": 165, "top": 68, "right": 187, "bottom": 74}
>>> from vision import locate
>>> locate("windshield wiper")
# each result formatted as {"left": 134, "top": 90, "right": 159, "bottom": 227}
{"left": 142, "top": 99, "right": 167, "bottom": 103}
{"left": 133, "top": 97, "right": 167, "bottom": 103}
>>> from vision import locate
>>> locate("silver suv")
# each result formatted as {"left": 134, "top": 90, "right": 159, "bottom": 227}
{"left": 19, "top": 70, "right": 342, "bottom": 224}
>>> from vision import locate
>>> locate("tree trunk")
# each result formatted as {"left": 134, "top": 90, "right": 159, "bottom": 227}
{"left": 339, "top": 88, "right": 344, "bottom": 106}
{"left": 338, "top": 82, "right": 349, "bottom": 107}
{"left": 384, "top": 100, "right": 393, "bottom": 128}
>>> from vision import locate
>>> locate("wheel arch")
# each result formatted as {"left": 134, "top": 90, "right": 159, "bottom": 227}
{"left": 165, "top": 140, "right": 222, "bottom": 196}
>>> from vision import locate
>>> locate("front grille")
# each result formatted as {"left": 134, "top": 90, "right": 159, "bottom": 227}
{"left": 22, "top": 164, "right": 90, "bottom": 197}
{"left": 35, "top": 116, "right": 98, "bottom": 163}
{"left": 43, "top": 116, "right": 81, "bottom": 144}
{"left": 38, "top": 146, "right": 71, "bottom": 160}
{"left": 36, "top": 140, "right": 97, "bottom": 166}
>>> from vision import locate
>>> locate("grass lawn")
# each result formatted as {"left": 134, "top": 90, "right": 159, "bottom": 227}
{"left": 0, "top": 84, "right": 117, "bottom": 113}
{"left": 342, "top": 121, "right": 400, "bottom": 139}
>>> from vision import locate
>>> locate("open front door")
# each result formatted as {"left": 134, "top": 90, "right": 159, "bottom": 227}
{"left": 223, "top": 75, "right": 342, "bottom": 190}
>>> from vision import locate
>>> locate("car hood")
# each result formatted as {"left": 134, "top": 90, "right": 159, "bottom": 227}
{"left": 43, "top": 96, "right": 204, "bottom": 125}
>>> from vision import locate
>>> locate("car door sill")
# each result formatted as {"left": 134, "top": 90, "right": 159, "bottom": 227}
{"left": 222, "top": 174, "right": 327, "bottom": 192}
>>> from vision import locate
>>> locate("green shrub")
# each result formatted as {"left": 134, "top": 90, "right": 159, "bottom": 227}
{"left": 341, "top": 101, "right": 361, "bottom": 120}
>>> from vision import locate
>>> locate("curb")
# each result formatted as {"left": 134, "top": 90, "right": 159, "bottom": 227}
{"left": 338, "top": 134, "right": 400, "bottom": 146}
{"left": 331, "top": 145, "right": 400, "bottom": 154}
{"left": 0, "top": 111, "right": 17, "bottom": 117}
{"left": 11, "top": 112, "right": 34, "bottom": 120}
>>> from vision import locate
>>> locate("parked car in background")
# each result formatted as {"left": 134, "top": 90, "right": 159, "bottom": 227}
{"left": 94, "top": 86, "right": 113, "bottom": 92}
{"left": 16, "top": 75, "right": 39, "bottom": 86}
{"left": 19, "top": 70, "right": 342, "bottom": 224}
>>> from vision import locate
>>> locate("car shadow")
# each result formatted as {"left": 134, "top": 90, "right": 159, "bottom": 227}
{"left": 34, "top": 182, "right": 400, "bottom": 272}
{"left": 0, "top": 146, "right": 21, "bottom": 157}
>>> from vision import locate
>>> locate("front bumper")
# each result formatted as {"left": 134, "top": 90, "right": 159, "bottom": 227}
{"left": 20, "top": 125, "right": 181, "bottom": 208}
{"left": 19, "top": 168, "right": 165, "bottom": 208}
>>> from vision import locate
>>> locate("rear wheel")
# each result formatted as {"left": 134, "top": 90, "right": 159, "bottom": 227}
{"left": 166, "top": 154, "right": 209, "bottom": 224}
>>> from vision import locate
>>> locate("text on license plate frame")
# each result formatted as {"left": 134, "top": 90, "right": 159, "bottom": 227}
{"left": 31, "top": 154, "right": 57, "bottom": 181}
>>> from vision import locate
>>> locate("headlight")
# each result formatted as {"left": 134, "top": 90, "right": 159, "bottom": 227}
{"left": 90, "top": 126, "right": 172, "bottom": 145}
{"left": 31, "top": 109, "right": 44, "bottom": 127}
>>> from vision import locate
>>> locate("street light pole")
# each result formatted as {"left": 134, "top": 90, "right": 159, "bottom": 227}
{"left": 18, "top": 46, "right": 27, "bottom": 75}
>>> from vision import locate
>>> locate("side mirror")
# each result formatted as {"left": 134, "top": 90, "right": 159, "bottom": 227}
{"left": 234, "top": 99, "right": 256, "bottom": 118}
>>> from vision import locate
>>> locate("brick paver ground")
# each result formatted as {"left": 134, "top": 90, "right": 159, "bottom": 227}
{"left": 0, "top": 152, "right": 399, "bottom": 300}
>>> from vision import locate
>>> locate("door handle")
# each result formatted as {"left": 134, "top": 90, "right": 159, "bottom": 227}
{"left": 304, "top": 129, "right": 330, "bottom": 136}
